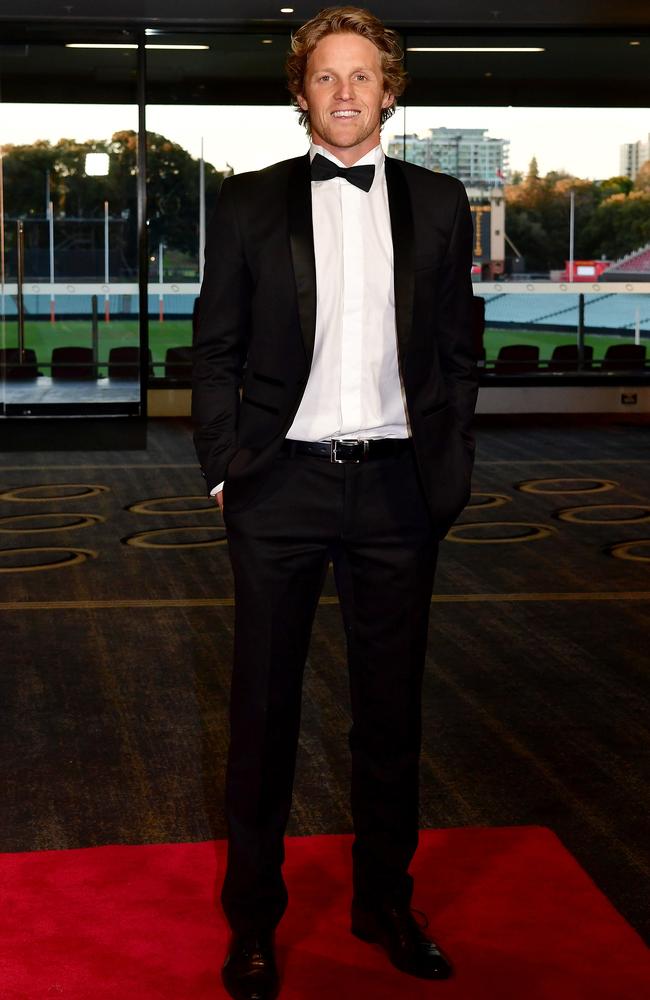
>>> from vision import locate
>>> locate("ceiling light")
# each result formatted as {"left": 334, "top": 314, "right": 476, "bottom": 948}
{"left": 629, "top": 40, "right": 641, "bottom": 46}
{"left": 66, "top": 43, "right": 209, "bottom": 50}
{"left": 146, "top": 44, "right": 209, "bottom": 50}
{"left": 280, "top": 6, "right": 294, "bottom": 11}
{"left": 407, "top": 46, "right": 545, "bottom": 53}
{"left": 66, "top": 43, "right": 137, "bottom": 48}
{"left": 262, "top": 39, "right": 273, "bottom": 44}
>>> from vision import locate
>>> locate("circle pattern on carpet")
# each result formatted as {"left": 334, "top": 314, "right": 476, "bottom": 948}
{"left": 0, "top": 513, "right": 104, "bottom": 533}
{"left": 126, "top": 496, "right": 215, "bottom": 515}
{"left": 0, "top": 546, "right": 97, "bottom": 572}
{"left": 466, "top": 492, "right": 512, "bottom": 510}
{"left": 121, "top": 526, "right": 228, "bottom": 549}
{"left": 0, "top": 484, "right": 110, "bottom": 502}
{"left": 515, "top": 478, "right": 617, "bottom": 495}
{"left": 554, "top": 505, "right": 650, "bottom": 525}
{"left": 606, "top": 539, "right": 650, "bottom": 562}
{"left": 446, "top": 521, "right": 556, "bottom": 543}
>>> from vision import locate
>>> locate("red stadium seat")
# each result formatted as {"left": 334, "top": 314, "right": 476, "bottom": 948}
{"left": 164, "top": 346, "right": 192, "bottom": 379}
{"left": 0, "top": 348, "right": 40, "bottom": 380}
{"left": 548, "top": 344, "right": 594, "bottom": 371}
{"left": 601, "top": 344, "right": 646, "bottom": 371}
{"left": 108, "top": 347, "right": 154, "bottom": 379}
{"left": 493, "top": 344, "right": 540, "bottom": 374}
{"left": 50, "top": 346, "right": 97, "bottom": 379}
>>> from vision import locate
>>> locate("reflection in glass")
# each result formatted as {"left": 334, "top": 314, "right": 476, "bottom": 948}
{"left": 1, "top": 114, "right": 142, "bottom": 406}
{"left": 391, "top": 105, "right": 650, "bottom": 372}
{"left": 0, "top": 38, "right": 143, "bottom": 414}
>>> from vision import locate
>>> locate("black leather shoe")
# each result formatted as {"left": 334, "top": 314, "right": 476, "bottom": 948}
{"left": 221, "top": 930, "right": 280, "bottom": 1000}
{"left": 351, "top": 902, "right": 452, "bottom": 980}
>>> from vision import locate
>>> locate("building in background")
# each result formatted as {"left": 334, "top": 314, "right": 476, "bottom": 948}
{"left": 386, "top": 128, "right": 507, "bottom": 277}
{"left": 468, "top": 189, "right": 506, "bottom": 279}
{"left": 620, "top": 133, "right": 650, "bottom": 179}
{"left": 387, "top": 127, "right": 510, "bottom": 188}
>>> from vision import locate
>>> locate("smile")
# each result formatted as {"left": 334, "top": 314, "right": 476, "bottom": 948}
{"left": 331, "top": 110, "right": 360, "bottom": 118}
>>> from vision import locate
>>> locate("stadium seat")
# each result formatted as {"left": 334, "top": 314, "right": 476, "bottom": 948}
{"left": 482, "top": 292, "right": 649, "bottom": 337}
{"left": 493, "top": 345, "right": 540, "bottom": 374}
{"left": 50, "top": 346, "right": 97, "bottom": 379}
{"left": 602, "top": 243, "right": 650, "bottom": 279}
{"left": 164, "top": 346, "right": 192, "bottom": 379}
{"left": 108, "top": 347, "right": 154, "bottom": 379}
{"left": 548, "top": 344, "right": 594, "bottom": 371}
{"left": 601, "top": 344, "right": 646, "bottom": 371}
{"left": 0, "top": 348, "right": 40, "bottom": 380}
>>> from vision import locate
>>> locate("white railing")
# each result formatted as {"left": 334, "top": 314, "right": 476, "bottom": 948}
{"left": 1, "top": 281, "right": 650, "bottom": 297}
{"left": 477, "top": 281, "right": 650, "bottom": 294}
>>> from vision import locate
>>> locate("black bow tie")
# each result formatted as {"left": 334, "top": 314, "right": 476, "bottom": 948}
{"left": 310, "top": 153, "right": 375, "bottom": 192}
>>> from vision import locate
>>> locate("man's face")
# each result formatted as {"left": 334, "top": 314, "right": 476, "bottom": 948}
{"left": 297, "top": 31, "right": 394, "bottom": 165}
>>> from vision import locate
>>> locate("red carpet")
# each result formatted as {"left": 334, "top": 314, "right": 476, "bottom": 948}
{"left": 1, "top": 826, "right": 648, "bottom": 999}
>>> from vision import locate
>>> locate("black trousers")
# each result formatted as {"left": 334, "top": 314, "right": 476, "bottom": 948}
{"left": 221, "top": 444, "right": 438, "bottom": 933}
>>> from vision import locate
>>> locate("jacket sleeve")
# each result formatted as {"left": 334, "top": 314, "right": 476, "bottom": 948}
{"left": 435, "top": 179, "right": 479, "bottom": 451}
{"left": 191, "top": 177, "right": 251, "bottom": 493}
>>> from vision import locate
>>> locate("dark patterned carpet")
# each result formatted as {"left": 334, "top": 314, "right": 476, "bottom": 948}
{"left": 1, "top": 418, "right": 649, "bottom": 942}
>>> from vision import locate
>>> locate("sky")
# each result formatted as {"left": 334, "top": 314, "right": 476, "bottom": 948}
{"left": 1, "top": 102, "right": 649, "bottom": 179}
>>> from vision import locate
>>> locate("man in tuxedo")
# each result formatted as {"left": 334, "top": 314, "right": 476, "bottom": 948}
{"left": 192, "top": 7, "right": 477, "bottom": 998}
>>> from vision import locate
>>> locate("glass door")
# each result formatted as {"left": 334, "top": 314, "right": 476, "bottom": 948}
{"left": 0, "top": 34, "right": 143, "bottom": 419}
{"left": 144, "top": 31, "right": 298, "bottom": 382}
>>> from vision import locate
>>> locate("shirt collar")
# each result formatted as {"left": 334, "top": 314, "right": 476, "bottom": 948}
{"left": 309, "top": 142, "right": 384, "bottom": 169}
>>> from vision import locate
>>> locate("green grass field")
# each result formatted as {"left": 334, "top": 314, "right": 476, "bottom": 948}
{"left": 0, "top": 320, "right": 190, "bottom": 375}
{"left": 0, "top": 319, "right": 643, "bottom": 373}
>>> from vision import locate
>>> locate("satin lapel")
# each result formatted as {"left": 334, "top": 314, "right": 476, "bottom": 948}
{"left": 288, "top": 153, "right": 317, "bottom": 364}
{"left": 385, "top": 156, "right": 415, "bottom": 356}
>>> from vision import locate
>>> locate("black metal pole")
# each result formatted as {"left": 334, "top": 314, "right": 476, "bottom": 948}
{"left": 137, "top": 33, "right": 149, "bottom": 417}
{"left": 577, "top": 292, "right": 585, "bottom": 369}
{"left": 16, "top": 220, "right": 25, "bottom": 363}
{"left": 91, "top": 293, "right": 99, "bottom": 373}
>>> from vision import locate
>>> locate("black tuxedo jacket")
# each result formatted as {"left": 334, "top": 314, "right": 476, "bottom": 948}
{"left": 192, "top": 152, "right": 478, "bottom": 536}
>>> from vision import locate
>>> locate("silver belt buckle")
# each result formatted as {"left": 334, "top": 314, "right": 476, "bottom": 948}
{"left": 330, "top": 438, "right": 369, "bottom": 463}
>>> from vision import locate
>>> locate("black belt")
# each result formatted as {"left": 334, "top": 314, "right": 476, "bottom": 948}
{"left": 280, "top": 438, "right": 411, "bottom": 463}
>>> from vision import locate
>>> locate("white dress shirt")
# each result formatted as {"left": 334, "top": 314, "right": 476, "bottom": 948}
{"left": 287, "top": 141, "right": 409, "bottom": 442}
{"left": 211, "top": 141, "right": 408, "bottom": 495}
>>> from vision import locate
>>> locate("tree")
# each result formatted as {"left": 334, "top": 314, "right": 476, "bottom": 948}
{"left": 545, "top": 169, "right": 572, "bottom": 186}
{"left": 599, "top": 175, "right": 634, "bottom": 198}
{"left": 633, "top": 160, "right": 650, "bottom": 193}
{"left": 583, "top": 191, "right": 650, "bottom": 260}
{"left": 503, "top": 165, "right": 650, "bottom": 271}
{"left": 504, "top": 167, "right": 579, "bottom": 270}
{"left": 1, "top": 131, "right": 227, "bottom": 278}
{"left": 526, "top": 156, "right": 540, "bottom": 184}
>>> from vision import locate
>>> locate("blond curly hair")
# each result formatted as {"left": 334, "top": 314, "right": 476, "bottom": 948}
{"left": 285, "top": 6, "right": 408, "bottom": 134}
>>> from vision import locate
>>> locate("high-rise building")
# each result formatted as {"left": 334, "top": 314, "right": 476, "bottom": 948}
{"left": 387, "top": 127, "right": 510, "bottom": 187}
{"left": 619, "top": 134, "right": 650, "bottom": 179}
